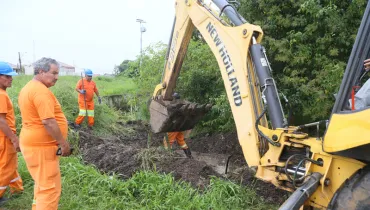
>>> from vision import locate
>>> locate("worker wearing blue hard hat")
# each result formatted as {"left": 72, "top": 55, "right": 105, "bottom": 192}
{"left": 85, "top": 69, "right": 93, "bottom": 76}
{"left": 0, "top": 61, "right": 23, "bottom": 206}
{"left": 74, "top": 69, "right": 101, "bottom": 129}
{"left": 0, "top": 62, "right": 18, "bottom": 76}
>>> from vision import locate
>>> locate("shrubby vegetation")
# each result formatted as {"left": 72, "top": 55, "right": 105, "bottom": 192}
{"left": 119, "top": 0, "right": 367, "bottom": 131}
{"left": 6, "top": 75, "right": 274, "bottom": 209}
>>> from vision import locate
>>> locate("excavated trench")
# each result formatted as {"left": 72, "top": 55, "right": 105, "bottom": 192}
{"left": 77, "top": 121, "right": 289, "bottom": 205}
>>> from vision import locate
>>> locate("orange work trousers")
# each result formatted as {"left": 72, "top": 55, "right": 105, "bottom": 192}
{"left": 21, "top": 145, "right": 61, "bottom": 210}
{"left": 75, "top": 100, "right": 95, "bottom": 127}
{"left": 163, "top": 132, "right": 188, "bottom": 150}
{"left": 0, "top": 136, "right": 23, "bottom": 197}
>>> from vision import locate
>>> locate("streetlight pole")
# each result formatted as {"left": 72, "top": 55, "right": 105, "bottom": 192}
{"left": 136, "top": 19, "right": 146, "bottom": 68}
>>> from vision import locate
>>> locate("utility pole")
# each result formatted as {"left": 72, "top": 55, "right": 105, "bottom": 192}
{"left": 33, "top": 40, "right": 36, "bottom": 62}
{"left": 136, "top": 19, "right": 146, "bottom": 68}
{"left": 18, "top": 52, "right": 22, "bottom": 74}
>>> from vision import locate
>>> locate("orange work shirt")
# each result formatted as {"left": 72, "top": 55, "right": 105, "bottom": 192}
{"left": 18, "top": 80, "right": 68, "bottom": 146}
{"left": 0, "top": 89, "right": 16, "bottom": 136}
{"left": 76, "top": 79, "right": 97, "bottom": 102}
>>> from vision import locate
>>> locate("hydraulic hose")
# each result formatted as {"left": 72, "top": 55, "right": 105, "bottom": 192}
{"left": 256, "top": 105, "right": 281, "bottom": 147}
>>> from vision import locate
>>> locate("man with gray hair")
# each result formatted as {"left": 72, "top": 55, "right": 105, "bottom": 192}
{"left": 18, "top": 57, "right": 72, "bottom": 209}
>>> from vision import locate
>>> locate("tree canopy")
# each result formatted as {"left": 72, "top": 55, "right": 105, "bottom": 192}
{"left": 121, "top": 0, "right": 368, "bottom": 132}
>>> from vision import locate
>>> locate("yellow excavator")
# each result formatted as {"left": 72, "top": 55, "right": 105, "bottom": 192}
{"left": 149, "top": 0, "right": 370, "bottom": 209}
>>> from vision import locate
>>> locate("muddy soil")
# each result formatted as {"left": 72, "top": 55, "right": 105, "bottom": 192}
{"left": 77, "top": 121, "right": 289, "bottom": 205}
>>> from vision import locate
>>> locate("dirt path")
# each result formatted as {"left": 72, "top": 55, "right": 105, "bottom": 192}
{"left": 77, "top": 121, "right": 290, "bottom": 205}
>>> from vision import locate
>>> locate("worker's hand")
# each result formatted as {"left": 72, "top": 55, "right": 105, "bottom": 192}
{"left": 60, "top": 141, "right": 71, "bottom": 156}
{"left": 98, "top": 96, "right": 102, "bottom": 104}
{"left": 79, "top": 89, "right": 86, "bottom": 94}
{"left": 10, "top": 136, "right": 20, "bottom": 152}
{"left": 364, "top": 58, "right": 370, "bottom": 70}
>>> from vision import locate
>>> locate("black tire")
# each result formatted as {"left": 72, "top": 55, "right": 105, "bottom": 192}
{"left": 328, "top": 166, "right": 370, "bottom": 210}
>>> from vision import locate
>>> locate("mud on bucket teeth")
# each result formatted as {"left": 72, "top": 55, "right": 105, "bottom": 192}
{"left": 149, "top": 99, "right": 212, "bottom": 133}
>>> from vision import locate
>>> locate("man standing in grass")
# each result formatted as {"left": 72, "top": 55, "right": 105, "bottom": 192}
{"left": 74, "top": 69, "right": 101, "bottom": 129}
{"left": 0, "top": 62, "right": 24, "bottom": 206}
{"left": 18, "top": 57, "right": 71, "bottom": 209}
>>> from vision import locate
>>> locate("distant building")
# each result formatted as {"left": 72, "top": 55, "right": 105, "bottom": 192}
{"left": 5, "top": 59, "right": 105, "bottom": 77}
{"left": 22, "top": 60, "right": 77, "bottom": 75}
{"left": 58, "top": 61, "right": 76, "bottom": 76}
{"left": 24, "top": 64, "right": 34, "bottom": 75}
{"left": 104, "top": 73, "right": 114, "bottom": 77}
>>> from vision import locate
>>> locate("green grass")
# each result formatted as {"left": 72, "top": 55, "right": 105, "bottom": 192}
{"left": 8, "top": 75, "right": 135, "bottom": 135}
{"left": 5, "top": 155, "right": 276, "bottom": 210}
{"left": 3, "top": 75, "right": 277, "bottom": 210}
{"left": 95, "top": 76, "right": 136, "bottom": 96}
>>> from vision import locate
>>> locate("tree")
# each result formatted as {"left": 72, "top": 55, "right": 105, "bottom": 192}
{"left": 120, "top": 0, "right": 368, "bottom": 132}
{"left": 238, "top": 0, "right": 367, "bottom": 124}
{"left": 118, "top": 60, "right": 131, "bottom": 73}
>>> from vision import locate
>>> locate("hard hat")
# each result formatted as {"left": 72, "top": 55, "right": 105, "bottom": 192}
{"left": 173, "top": 92, "right": 180, "bottom": 99}
{"left": 0, "top": 62, "right": 18, "bottom": 76}
{"left": 85, "top": 69, "right": 93, "bottom": 76}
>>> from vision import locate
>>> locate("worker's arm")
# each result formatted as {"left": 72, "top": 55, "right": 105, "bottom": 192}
{"left": 76, "top": 88, "right": 85, "bottom": 94}
{"left": 75, "top": 80, "right": 85, "bottom": 94}
{"left": 364, "top": 58, "right": 370, "bottom": 70}
{"left": 34, "top": 92, "right": 71, "bottom": 156}
{"left": 42, "top": 118, "right": 71, "bottom": 156}
{"left": 94, "top": 83, "right": 101, "bottom": 104}
{"left": 0, "top": 113, "right": 20, "bottom": 151}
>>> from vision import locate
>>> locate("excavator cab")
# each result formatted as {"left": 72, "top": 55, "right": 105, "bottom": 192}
{"left": 323, "top": 4, "right": 370, "bottom": 162}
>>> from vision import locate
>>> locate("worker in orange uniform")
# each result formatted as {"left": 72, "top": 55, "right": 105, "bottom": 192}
{"left": 74, "top": 69, "right": 101, "bottom": 129}
{"left": 163, "top": 93, "right": 193, "bottom": 158}
{"left": 164, "top": 132, "right": 193, "bottom": 158}
{"left": 0, "top": 62, "right": 24, "bottom": 206}
{"left": 18, "top": 58, "right": 72, "bottom": 210}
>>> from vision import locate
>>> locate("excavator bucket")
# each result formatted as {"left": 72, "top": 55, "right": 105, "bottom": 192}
{"left": 149, "top": 99, "right": 212, "bottom": 133}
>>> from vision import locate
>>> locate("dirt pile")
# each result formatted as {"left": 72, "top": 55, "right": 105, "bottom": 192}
{"left": 77, "top": 121, "right": 289, "bottom": 205}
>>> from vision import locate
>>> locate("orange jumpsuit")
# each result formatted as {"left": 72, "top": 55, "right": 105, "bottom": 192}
{"left": 163, "top": 132, "right": 188, "bottom": 150}
{"left": 19, "top": 80, "right": 68, "bottom": 210}
{"left": 74, "top": 79, "right": 98, "bottom": 127}
{"left": 0, "top": 89, "right": 23, "bottom": 197}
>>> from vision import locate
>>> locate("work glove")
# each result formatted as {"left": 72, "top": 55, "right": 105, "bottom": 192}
{"left": 79, "top": 90, "right": 86, "bottom": 94}
{"left": 98, "top": 96, "right": 102, "bottom": 104}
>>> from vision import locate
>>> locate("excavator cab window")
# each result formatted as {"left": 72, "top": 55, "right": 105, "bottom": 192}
{"left": 347, "top": 69, "right": 370, "bottom": 111}
{"left": 332, "top": 54, "right": 370, "bottom": 113}
{"left": 330, "top": 2, "right": 370, "bottom": 113}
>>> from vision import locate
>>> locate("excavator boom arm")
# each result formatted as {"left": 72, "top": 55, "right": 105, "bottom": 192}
{"left": 151, "top": 0, "right": 286, "bottom": 166}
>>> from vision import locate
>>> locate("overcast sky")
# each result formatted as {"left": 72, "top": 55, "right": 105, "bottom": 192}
{"left": 0, "top": 0, "right": 175, "bottom": 74}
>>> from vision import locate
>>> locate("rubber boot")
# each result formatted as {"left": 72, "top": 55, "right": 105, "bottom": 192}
{"left": 183, "top": 148, "right": 193, "bottom": 159}
{"left": 73, "top": 123, "right": 81, "bottom": 129}
{"left": 0, "top": 197, "right": 8, "bottom": 207}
